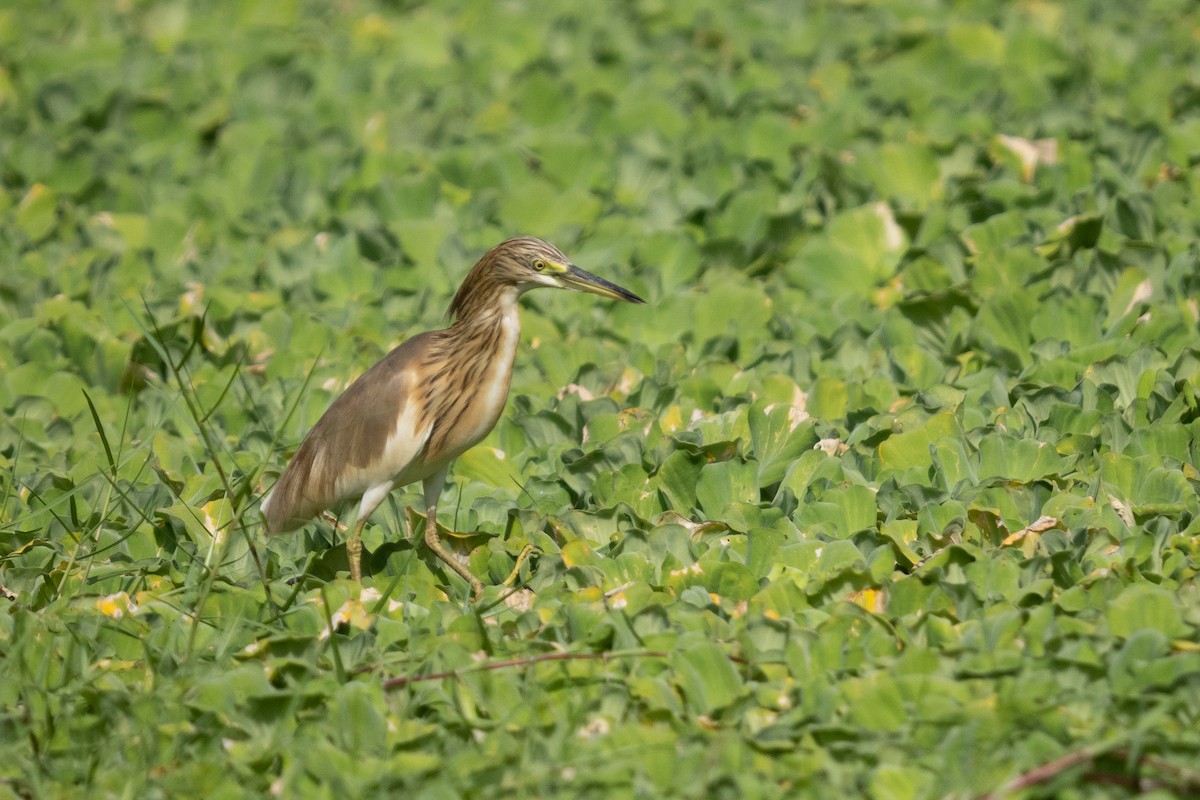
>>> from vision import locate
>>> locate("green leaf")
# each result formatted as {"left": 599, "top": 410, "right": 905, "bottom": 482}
{"left": 748, "top": 401, "right": 816, "bottom": 487}
{"left": 15, "top": 183, "right": 57, "bottom": 241}
{"left": 808, "top": 377, "right": 848, "bottom": 421}
{"left": 455, "top": 446, "right": 517, "bottom": 489}
{"left": 879, "top": 413, "right": 958, "bottom": 472}
{"left": 657, "top": 450, "right": 702, "bottom": 511}
{"left": 1106, "top": 584, "right": 1189, "bottom": 639}
{"left": 841, "top": 672, "right": 907, "bottom": 732}
{"left": 790, "top": 203, "right": 908, "bottom": 297}
{"left": 671, "top": 641, "right": 743, "bottom": 713}
{"left": 972, "top": 289, "right": 1036, "bottom": 369}
{"left": 977, "top": 434, "right": 1065, "bottom": 482}
{"left": 329, "top": 682, "right": 389, "bottom": 757}
{"left": 869, "top": 764, "right": 935, "bottom": 800}
{"left": 696, "top": 459, "right": 758, "bottom": 518}
{"left": 702, "top": 561, "right": 760, "bottom": 601}
{"left": 799, "top": 485, "right": 878, "bottom": 536}
{"left": 853, "top": 142, "right": 942, "bottom": 209}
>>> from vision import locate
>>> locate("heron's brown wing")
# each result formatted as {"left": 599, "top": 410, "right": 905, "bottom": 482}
{"left": 261, "top": 333, "right": 435, "bottom": 534}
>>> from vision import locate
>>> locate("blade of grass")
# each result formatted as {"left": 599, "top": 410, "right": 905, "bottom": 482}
{"left": 82, "top": 390, "right": 117, "bottom": 481}
{"left": 319, "top": 583, "right": 347, "bottom": 683}
{"left": 130, "top": 297, "right": 276, "bottom": 653}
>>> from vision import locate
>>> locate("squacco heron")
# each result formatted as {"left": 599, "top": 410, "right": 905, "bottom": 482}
{"left": 260, "top": 237, "right": 644, "bottom": 599}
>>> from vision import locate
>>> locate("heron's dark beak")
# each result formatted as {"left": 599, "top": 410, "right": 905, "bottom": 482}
{"left": 559, "top": 264, "right": 645, "bottom": 304}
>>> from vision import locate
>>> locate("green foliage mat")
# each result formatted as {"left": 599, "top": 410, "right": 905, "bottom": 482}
{"left": 2, "top": 1, "right": 1200, "bottom": 797}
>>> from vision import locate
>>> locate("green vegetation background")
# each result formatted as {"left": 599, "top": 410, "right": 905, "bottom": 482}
{"left": 2, "top": 0, "right": 1200, "bottom": 797}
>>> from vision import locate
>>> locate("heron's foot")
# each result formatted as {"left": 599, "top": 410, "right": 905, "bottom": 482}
{"left": 503, "top": 544, "right": 536, "bottom": 587}
{"left": 321, "top": 510, "right": 347, "bottom": 532}
{"left": 423, "top": 518, "right": 485, "bottom": 602}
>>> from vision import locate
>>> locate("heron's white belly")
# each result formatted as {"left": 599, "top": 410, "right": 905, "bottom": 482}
{"left": 335, "top": 390, "right": 431, "bottom": 498}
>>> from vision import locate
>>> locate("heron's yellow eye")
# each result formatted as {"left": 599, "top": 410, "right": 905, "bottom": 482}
{"left": 532, "top": 259, "right": 546, "bottom": 272}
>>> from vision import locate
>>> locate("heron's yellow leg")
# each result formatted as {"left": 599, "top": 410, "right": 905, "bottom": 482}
{"left": 347, "top": 517, "right": 368, "bottom": 581}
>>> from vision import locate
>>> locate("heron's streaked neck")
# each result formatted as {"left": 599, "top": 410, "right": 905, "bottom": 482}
{"left": 449, "top": 285, "right": 522, "bottom": 332}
